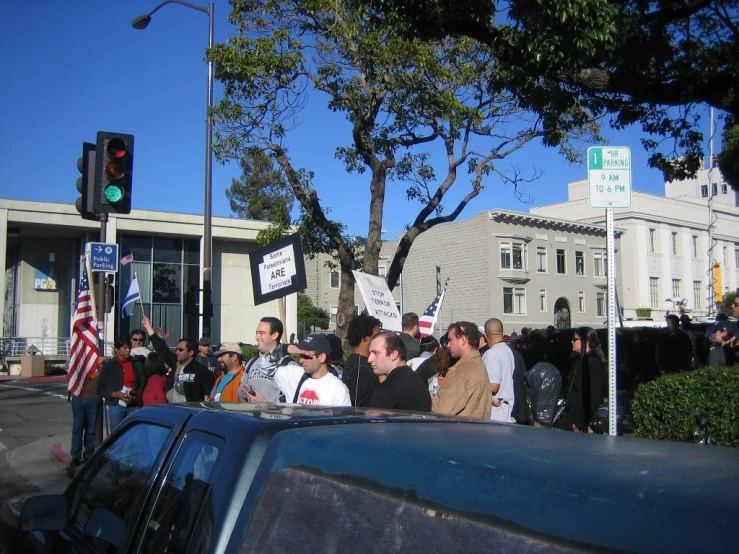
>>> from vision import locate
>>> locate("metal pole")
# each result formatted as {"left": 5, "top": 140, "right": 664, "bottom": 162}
{"left": 706, "top": 107, "right": 715, "bottom": 318}
{"left": 606, "top": 208, "right": 618, "bottom": 436}
{"left": 201, "top": 2, "right": 215, "bottom": 338}
{"left": 97, "top": 214, "right": 109, "bottom": 353}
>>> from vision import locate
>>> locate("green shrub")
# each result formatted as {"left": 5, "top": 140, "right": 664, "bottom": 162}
{"left": 632, "top": 367, "right": 739, "bottom": 447}
{"left": 635, "top": 307, "right": 652, "bottom": 318}
{"left": 241, "top": 344, "right": 258, "bottom": 362}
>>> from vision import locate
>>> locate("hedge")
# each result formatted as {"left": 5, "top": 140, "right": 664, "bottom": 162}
{"left": 631, "top": 367, "right": 739, "bottom": 447}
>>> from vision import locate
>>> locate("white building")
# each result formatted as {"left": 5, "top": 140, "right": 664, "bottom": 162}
{"left": 304, "top": 208, "right": 618, "bottom": 334}
{"left": 1, "top": 199, "right": 297, "bottom": 366}
{"left": 532, "top": 171, "right": 739, "bottom": 319}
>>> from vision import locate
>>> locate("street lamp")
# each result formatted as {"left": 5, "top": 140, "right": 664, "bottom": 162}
{"left": 132, "top": 0, "right": 215, "bottom": 338}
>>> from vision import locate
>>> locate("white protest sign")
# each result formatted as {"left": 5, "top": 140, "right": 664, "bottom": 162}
{"left": 258, "top": 244, "right": 298, "bottom": 296}
{"left": 353, "top": 270, "right": 402, "bottom": 332}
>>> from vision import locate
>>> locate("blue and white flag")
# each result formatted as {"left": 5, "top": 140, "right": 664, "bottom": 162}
{"left": 122, "top": 275, "right": 140, "bottom": 317}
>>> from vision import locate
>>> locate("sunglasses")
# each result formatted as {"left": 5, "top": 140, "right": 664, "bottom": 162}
{"left": 176, "top": 347, "right": 187, "bottom": 352}
{"left": 131, "top": 338, "right": 144, "bottom": 343}
{"left": 299, "top": 353, "right": 318, "bottom": 360}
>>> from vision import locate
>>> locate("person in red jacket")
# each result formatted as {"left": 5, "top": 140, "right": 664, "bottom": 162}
{"left": 141, "top": 352, "right": 168, "bottom": 407}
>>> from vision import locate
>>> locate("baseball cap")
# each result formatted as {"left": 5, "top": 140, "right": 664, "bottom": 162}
{"left": 198, "top": 337, "right": 211, "bottom": 347}
{"left": 213, "top": 342, "right": 242, "bottom": 356}
{"left": 297, "top": 334, "right": 332, "bottom": 356}
{"left": 710, "top": 321, "right": 734, "bottom": 335}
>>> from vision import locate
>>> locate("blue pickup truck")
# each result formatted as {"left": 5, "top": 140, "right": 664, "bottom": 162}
{"left": 1, "top": 403, "right": 738, "bottom": 553}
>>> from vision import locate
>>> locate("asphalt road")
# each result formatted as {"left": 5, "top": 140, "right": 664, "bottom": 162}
{"left": 0, "top": 378, "right": 72, "bottom": 506}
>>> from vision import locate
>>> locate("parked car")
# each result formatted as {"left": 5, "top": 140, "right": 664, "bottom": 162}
{"left": 1, "top": 403, "right": 738, "bottom": 553}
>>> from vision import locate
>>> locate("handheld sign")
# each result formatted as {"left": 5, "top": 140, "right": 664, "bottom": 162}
{"left": 353, "top": 270, "right": 402, "bottom": 332}
{"left": 249, "top": 234, "right": 307, "bottom": 306}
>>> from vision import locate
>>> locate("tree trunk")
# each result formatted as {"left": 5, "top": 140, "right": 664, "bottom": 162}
{"left": 335, "top": 261, "right": 356, "bottom": 340}
{"left": 363, "top": 168, "right": 387, "bottom": 276}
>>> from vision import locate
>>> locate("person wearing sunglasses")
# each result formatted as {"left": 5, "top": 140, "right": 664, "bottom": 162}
{"left": 242, "top": 334, "right": 350, "bottom": 407}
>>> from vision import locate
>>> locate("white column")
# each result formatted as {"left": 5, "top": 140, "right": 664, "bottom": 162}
{"left": 0, "top": 209, "right": 8, "bottom": 336}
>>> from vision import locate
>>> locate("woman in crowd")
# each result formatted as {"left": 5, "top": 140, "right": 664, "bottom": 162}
{"left": 141, "top": 352, "right": 169, "bottom": 407}
{"left": 557, "top": 327, "right": 608, "bottom": 432}
{"left": 98, "top": 337, "right": 144, "bottom": 432}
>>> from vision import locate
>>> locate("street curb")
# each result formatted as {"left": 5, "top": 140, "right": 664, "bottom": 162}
{"left": 51, "top": 442, "right": 72, "bottom": 467}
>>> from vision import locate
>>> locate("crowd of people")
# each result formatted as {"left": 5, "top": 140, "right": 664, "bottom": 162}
{"left": 67, "top": 298, "right": 739, "bottom": 473}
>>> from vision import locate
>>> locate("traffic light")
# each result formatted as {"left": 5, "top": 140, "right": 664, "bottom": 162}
{"left": 93, "top": 131, "right": 134, "bottom": 215}
{"left": 75, "top": 142, "right": 98, "bottom": 221}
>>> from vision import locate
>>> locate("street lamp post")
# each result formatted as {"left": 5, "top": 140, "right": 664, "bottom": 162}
{"left": 133, "top": 0, "right": 215, "bottom": 338}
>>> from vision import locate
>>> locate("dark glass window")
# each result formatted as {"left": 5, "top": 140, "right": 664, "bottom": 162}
{"left": 154, "top": 237, "right": 182, "bottom": 263}
{"left": 121, "top": 236, "right": 152, "bottom": 262}
{"left": 184, "top": 239, "right": 200, "bottom": 265}
{"left": 153, "top": 264, "right": 182, "bottom": 303}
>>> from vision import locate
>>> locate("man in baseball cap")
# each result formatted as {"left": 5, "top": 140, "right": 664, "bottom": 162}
{"left": 206, "top": 342, "right": 243, "bottom": 402}
{"left": 242, "top": 333, "right": 350, "bottom": 406}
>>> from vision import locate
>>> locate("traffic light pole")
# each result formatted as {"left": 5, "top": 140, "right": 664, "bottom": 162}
{"left": 97, "top": 213, "right": 109, "bottom": 353}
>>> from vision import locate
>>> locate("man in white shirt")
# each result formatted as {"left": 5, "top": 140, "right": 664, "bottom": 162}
{"left": 242, "top": 334, "right": 351, "bottom": 407}
{"left": 482, "top": 318, "right": 515, "bottom": 423}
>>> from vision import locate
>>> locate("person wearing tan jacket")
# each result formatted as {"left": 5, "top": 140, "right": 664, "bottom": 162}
{"left": 431, "top": 321, "right": 492, "bottom": 420}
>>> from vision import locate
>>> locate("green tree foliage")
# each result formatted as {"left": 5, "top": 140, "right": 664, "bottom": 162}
{"left": 297, "top": 293, "right": 330, "bottom": 331}
{"left": 720, "top": 291, "right": 737, "bottom": 314}
{"left": 632, "top": 367, "right": 739, "bottom": 447}
{"left": 718, "top": 118, "right": 739, "bottom": 189}
{"left": 349, "top": 0, "right": 739, "bottom": 187}
{"left": 226, "top": 150, "right": 293, "bottom": 222}
{"left": 209, "top": 0, "right": 598, "bottom": 335}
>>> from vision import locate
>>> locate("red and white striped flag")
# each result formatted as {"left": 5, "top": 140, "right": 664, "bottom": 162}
{"left": 67, "top": 264, "right": 99, "bottom": 397}
{"left": 120, "top": 253, "right": 134, "bottom": 266}
{"left": 418, "top": 278, "right": 449, "bottom": 337}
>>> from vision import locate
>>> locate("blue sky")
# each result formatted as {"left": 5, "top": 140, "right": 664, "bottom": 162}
{"left": 0, "top": 1, "right": 723, "bottom": 238}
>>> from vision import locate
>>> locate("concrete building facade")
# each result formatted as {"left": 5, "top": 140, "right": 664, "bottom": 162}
{"left": 1, "top": 199, "right": 297, "bottom": 363}
{"left": 532, "top": 173, "right": 739, "bottom": 319}
{"left": 303, "top": 209, "right": 617, "bottom": 335}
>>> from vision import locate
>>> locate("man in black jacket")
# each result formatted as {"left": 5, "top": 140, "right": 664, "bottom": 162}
{"left": 141, "top": 315, "right": 214, "bottom": 402}
{"left": 367, "top": 331, "right": 431, "bottom": 412}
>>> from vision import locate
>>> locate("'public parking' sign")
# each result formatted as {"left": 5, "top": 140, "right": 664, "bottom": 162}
{"left": 587, "top": 146, "right": 632, "bottom": 208}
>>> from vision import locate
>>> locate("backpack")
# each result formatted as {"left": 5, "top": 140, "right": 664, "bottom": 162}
{"left": 508, "top": 343, "right": 533, "bottom": 425}
{"left": 524, "top": 362, "right": 562, "bottom": 426}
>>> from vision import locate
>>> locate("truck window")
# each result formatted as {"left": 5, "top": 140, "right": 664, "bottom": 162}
{"left": 241, "top": 468, "right": 580, "bottom": 553}
{"left": 68, "top": 422, "right": 171, "bottom": 551}
{"left": 140, "top": 431, "right": 224, "bottom": 554}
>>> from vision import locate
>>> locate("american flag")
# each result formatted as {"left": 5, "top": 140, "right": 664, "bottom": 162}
{"left": 418, "top": 278, "right": 449, "bottom": 337}
{"left": 67, "top": 265, "right": 99, "bottom": 397}
{"left": 120, "top": 253, "right": 134, "bottom": 266}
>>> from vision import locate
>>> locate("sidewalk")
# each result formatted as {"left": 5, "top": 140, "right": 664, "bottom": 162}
{"left": 7, "top": 433, "right": 70, "bottom": 494}
{"left": 0, "top": 374, "right": 67, "bottom": 384}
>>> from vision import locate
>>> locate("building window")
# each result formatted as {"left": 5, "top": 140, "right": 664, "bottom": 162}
{"left": 672, "top": 278, "right": 681, "bottom": 298}
{"left": 539, "top": 289, "right": 547, "bottom": 312}
{"left": 735, "top": 246, "right": 739, "bottom": 269}
{"left": 575, "top": 251, "right": 584, "bottom": 276}
{"left": 648, "top": 229, "right": 656, "bottom": 253}
{"left": 649, "top": 277, "right": 659, "bottom": 308}
{"left": 330, "top": 271, "right": 339, "bottom": 288}
{"left": 700, "top": 184, "right": 708, "bottom": 198}
{"left": 556, "top": 249, "right": 566, "bottom": 274}
{"left": 536, "top": 246, "right": 547, "bottom": 272}
{"left": 693, "top": 281, "right": 702, "bottom": 310}
{"left": 720, "top": 181, "right": 728, "bottom": 194}
{"left": 500, "top": 241, "right": 525, "bottom": 270}
{"left": 593, "top": 252, "right": 605, "bottom": 277}
{"left": 692, "top": 236, "right": 698, "bottom": 258}
{"left": 596, "top": 292, "right": 606, "bottom": 317}
{"left": 712, "top": 182, "right": 718, "bottom": 195}
{"left": 671, "top": 232, "right": 679, "bottom": 255}
{"left": 329, "top": 305, "right": 337, "bottom": 324}
{"left": 378, "top": 266, "right": 386, "bottom": 278}
{"left": 578, "top": 291, "right": 585, "bottom": 313}
{"left": 503, "top": 287, "right": 526, "bottom": 315}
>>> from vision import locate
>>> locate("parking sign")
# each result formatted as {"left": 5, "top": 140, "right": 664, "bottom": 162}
{"left": 587, "top": 147, "right": 632, "bottom": 208}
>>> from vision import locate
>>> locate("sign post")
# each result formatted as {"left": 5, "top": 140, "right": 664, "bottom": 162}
{"left": 588, "top": 146, "right": 632, "bottom": 436}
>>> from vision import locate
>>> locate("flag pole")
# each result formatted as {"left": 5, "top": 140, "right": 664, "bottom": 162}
{"left": 134, "top": 271, "right": 147, "bottom": 319}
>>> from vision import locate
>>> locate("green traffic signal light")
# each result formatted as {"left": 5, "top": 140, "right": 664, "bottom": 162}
{"left": 93, "top": 131, "right": 134, "bottom": 214}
